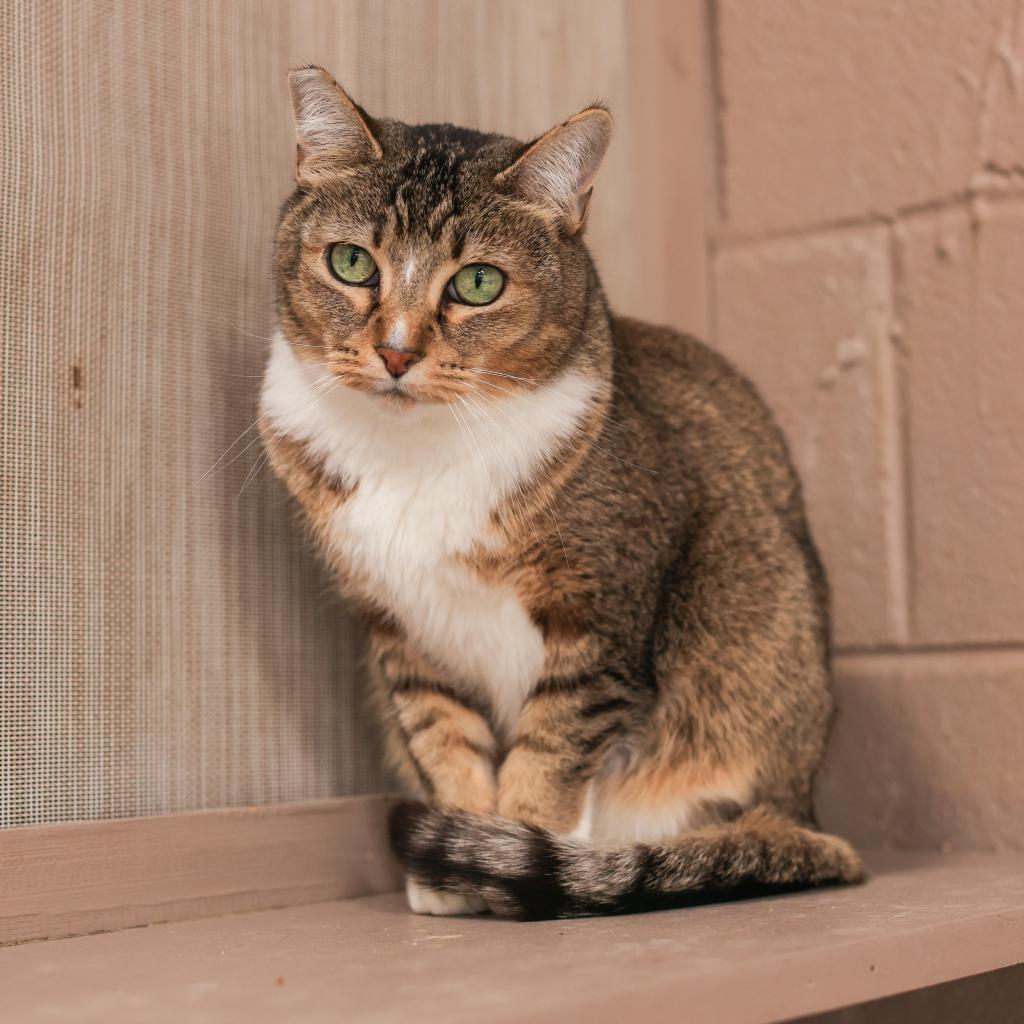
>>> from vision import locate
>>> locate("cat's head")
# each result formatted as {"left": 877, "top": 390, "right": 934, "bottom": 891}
{"left": 275, "top": 65, "right": 612, "bottom": 408}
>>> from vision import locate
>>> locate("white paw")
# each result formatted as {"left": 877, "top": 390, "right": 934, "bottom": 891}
{"left": 405, "top": 877, "right": 488, "bottom": 916}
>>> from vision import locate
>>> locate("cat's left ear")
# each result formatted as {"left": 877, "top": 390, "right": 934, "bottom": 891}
{"left": 288, "top": 65, "right": 382, "bottom": 180}
{"left": 496, "top": 105, "right": 613, "bottom": 233}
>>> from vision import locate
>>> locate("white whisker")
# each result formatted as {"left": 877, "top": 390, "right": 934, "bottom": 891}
{"left": 460, "top": 395, "right": 534, "bottom": 530}
{"left": 237, "top": 375, "right": 338, "bottom": 501}
{"left": 450, "top": 399, "right": 488, "bottom": 476}
{"left": 463, "top": 383, "right": 633, "bottom": 500}
{"left": 195, "top": 371, "right": 336, "bottom": 488}
{"left": 471, "top": 376, "right": 657, "bottom": 474}
{"left": 467, "top": 368, "right": 540, "bottom": 385}
{"left": 461, "top": 392, "right": 572, "bottom": 570}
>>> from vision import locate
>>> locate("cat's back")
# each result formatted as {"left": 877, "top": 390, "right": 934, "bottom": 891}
{"left": 610, "top": 316, "right": 801, "bottom": 515}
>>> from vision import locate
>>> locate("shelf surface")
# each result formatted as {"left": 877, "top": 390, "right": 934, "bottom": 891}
{"left": 3, "top": 851, "right": 1023, "bottom": 1024}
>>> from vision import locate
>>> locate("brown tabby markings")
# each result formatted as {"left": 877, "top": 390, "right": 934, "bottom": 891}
{"left": 260, "top": 65, "right": 864, "bottom": 919}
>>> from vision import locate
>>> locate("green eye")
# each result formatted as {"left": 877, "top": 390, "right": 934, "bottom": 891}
{"left": 450, "top": 264, "right": 504, "bottom": 306}
{"left": 328, "top": 243, "right": 378, "bottom": 286}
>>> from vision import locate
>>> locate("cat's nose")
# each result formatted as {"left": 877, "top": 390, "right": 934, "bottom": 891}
{"left": 375, "top": 347, "right": 421, "bottom": 378}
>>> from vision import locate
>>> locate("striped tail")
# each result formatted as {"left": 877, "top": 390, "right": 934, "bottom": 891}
{"left": 388, "top": 801, "right": 865, "bottom": 920}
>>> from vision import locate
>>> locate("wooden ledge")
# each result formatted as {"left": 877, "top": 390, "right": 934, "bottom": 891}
{"left": 0, "top": 795, "right": 400, "bottom": 945}
{"left": 3, "top": 850, "right": 1023, "bottom": 1023}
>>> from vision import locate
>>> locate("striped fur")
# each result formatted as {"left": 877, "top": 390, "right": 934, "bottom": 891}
{"left": 389, "top": 802, "right": 864, "bottom": 920}
{"left": 262, "top": 67, "right": 865, "bottom": 919}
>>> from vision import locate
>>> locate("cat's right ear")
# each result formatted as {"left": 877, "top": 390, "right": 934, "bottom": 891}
{"left": 288, "top": 66, "right": 382, "bottom": 180}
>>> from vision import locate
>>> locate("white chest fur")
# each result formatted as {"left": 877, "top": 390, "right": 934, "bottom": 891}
{"left": 260, "top": 334, "right": 594, "bottom": 731}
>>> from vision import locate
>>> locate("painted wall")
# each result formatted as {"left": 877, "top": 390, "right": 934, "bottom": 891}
{"left": 705, "top": 0, "right": 1024, "bottom": 850}
{"left": 5, "top": 0, "right": 1020, "bottom": 851}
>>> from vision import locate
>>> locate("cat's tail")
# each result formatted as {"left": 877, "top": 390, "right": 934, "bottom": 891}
{"left": 388, "top": 800, "right": 865, "bottom": 920}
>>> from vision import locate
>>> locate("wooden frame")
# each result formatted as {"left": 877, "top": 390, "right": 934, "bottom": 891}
{"left": 0, "top": 794, "right": 400, "bottom": 945}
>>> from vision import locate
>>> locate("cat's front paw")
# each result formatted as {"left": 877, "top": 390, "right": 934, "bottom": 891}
{"left": 405, "top": 877, "right": 488, "bottom": 916}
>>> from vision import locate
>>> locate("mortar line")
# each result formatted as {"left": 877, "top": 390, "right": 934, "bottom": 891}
{"left": 703, "top": 0, "right": 727, "bottom": 226}
{"left": 702, "top": 0, "right": 727, "bottom": 345}
{"left": 836, "top": 640, "right": 1024, "bottom": 658}
{"left": 705, "top": 235, "right": 720, "bottom": 346}
{"left": 713, "top": 184, "right": 1024, "bottom": 252}
{"left": 884, "top": 221, "right": 913, "bottom": 644}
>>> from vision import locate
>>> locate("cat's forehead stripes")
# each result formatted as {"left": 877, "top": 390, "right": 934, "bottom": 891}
{"left": 426, "top": 192, "right": 459, "bottom": 243}
{"left": 384, "top": 146, "right": 465, "bottom": 241}
{"left": 370, "top": 207, "right": 468, "bottom": 289}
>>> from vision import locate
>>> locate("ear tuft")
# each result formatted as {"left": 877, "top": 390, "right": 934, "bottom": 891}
{"left": 288, "top": 65, "right": 381, "bottom": 178}
{"left": 497, "top": 106, "right": 613, "bottom": 232}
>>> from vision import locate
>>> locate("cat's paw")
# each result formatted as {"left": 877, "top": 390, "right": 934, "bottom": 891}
{"left": 405, "top": 877, "right": 488, "bottom": 916}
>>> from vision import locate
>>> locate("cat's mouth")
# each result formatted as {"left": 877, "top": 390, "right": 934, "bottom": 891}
{"left": 370, "top": 377, "right": 420, "bottom": 408}
{"left": 329, "top": 364, "right": 452, "bottom": 408}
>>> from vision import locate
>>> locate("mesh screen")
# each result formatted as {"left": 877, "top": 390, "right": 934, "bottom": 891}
{"left": 1, "top": 0, "right": 702, "bottom": 827}
{"left": 0, "top": 1, "right": 389, "bottom": 827}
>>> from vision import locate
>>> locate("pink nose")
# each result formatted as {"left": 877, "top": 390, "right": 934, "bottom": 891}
{"left": 375, "top": 347, "right": 421, "bottom": 378}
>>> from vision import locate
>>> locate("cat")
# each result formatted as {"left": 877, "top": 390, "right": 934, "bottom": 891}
{"left": 259, "top": 65, "right": 864, "bottom": 919}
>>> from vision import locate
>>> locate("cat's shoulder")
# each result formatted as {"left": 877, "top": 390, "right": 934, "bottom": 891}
{"left": 610, "top": 315, "right": 772, "bottom": 425}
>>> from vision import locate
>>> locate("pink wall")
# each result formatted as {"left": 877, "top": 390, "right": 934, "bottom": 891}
{"left": 701, "top": 0, "right": 1024, "bottom": 850}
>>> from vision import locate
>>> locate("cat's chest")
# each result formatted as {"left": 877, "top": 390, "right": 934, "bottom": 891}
{"left": 337, "top": 456, "right": 493, "bottom": 576}
{"left": 260, "top": 335, "right": 595, "bottom": 729}
{"left": 334, "top": 449, "right": 505, "bottom": 611}
{"left": 332, "top": 463, "right": 546, "bottom": 729}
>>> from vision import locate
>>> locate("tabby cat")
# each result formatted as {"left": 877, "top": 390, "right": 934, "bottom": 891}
{"left": 259, "top": 65, "right": 864, "bottom": 919}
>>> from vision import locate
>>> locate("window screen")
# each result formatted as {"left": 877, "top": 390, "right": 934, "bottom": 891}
{"left": 1, "top": 1, "right": 386, "bottom": 827}
{"left": 1, "top": 0, "right": 702, "bottom": 829}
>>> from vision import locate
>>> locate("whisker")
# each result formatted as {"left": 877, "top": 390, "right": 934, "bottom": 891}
{"left": 237, "top": 375, "right": 339, "bottom": 502}
{"left": 462, "top": 384, "right": 634, "bottom": 500}
{"left": 463, "top": 384, "right": 621, "bottom": 505}
{"left": 461, "top": 392, "right": 573, "bottom": 569}
{"left": 548, "top": 505, "right": 571, "bottom": 571}
{"left": 518, "top": 321, "right": 646, "bottom": 433}
{"left": 194, "top": 371, "right": 335, "bottom": 488}
{"left": 229, "top": 323, "right": 277, "bottom": 345}
{"left": 449, "top": 354, "right": 641, "bottom": 440}
{"left": 459, "top": 395, "right": 534, "bottom": 529}
{"left": 579, "top": 436, "right": 656, "bottom": 475}
{"left": 460, "top": 399, "right": 529, "bottom": 529}
{"left": 450, "top": 399, "right": 488, "bottom": 476}
{"left": 194, "top": 423, "right": 258, "bottom": 487}
{"left": 445, "top": 403, "right": 473, "bottom": 461}
{"left": 561, "top": 322, "right": 606, "bottom": 347}
{"left": 236, "top": 440, "right": 272, "bottom": 502}
{"left": 200, "top": 426, "right": 265, "bottom": 484}
{"left": 466, "top": 368, "right": 540, "bottom": 385}
{"left": 470, "top": 376, "right": 657, "bottom": 474}
{"left": 229, "top": 323, "right": 323, "bottom": 355}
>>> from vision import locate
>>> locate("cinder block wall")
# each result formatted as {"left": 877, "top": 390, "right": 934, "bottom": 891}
{"left": 705, "top": 0, "right": 1024, "bottom": 850}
